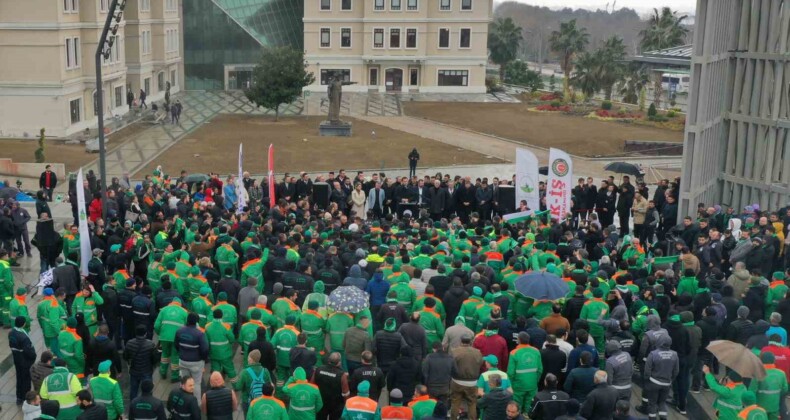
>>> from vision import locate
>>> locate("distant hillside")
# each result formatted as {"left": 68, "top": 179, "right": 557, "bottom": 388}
{"left": 495, "top": 2, "right": 653, "bottom": 63}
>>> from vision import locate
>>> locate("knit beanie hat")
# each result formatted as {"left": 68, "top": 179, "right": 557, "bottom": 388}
{"left": 98, "top": 360, "right": 112, "bottom": 373}
{"left": 66, "top": 317, "right": 77, "bottom": 328}
{"left": 190, "top": 266, "right": 200, "bottom": 276}
{"left": 217, "top": 291, "right": 228, "bottom": 301}
{"left": 16, "top": 287, "right": 26, "bottom": 296}
{"left": 357, "top": 380, "right": 371, "bottom": 396}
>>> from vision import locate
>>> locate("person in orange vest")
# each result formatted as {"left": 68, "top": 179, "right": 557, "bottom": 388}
{"left": 342, "top": 380, "right": 380, "bottom": 419}
{"left": 381, "top": 388, "right": 413, "bottom": 419}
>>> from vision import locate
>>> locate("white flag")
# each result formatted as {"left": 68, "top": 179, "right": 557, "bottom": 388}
{"left": 236, "top": 143, "right": 246, "bottom": 213}
{"left": 515, "top": 148, "right": 540, "bottom": 212}
{"left": 76, "top": 169, "right": 92, "bottom": 276}
{"left": 546, "top": 148, "right": 573, "bottom": 220}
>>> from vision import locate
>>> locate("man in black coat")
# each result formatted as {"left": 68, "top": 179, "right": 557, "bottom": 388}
{"left": 580, "top": 370, "right": 619, "bottom": 420}
{"left": 540, "top": 335, "right": 569, "bottom": 387}
{"left": 616, "top": 176, "right": 635, "bottom": 235}
{"left": 428, "top": 180, "right": 448, "bottom": 220}
{"left": 456, "top": 179, "right": 476, "bottom": 224}
{"left": 443, "top": 278, "right": 469, "bottom": 324}
{"left": 563, "top": 286, "right": 588, "bottom": 327}
{"left": 39, "top": 165, "right": 59, "bottom": 201}
{"left": 10, "top": 316, "right": 37, "bottom": 405}
{"left": 349, "top": 351, "right": 386, "bottom": 401}
{"left": 478, "top": 374, "right": 513, "bottom": 420}
{"left": 372, "top": 318, "right": 407, "bottom": 376}
{"left": 52, "top": 254, "right": 81, "bottom": 311}
{"left": 399, "top": 313, "right": 428, "bottom": 362}
{"left": 376, "top": 293, "right": 409, "bottom": 330}
{"left": 124, "top": 325, "right": 158, "bottom": 401}
{"left": 89, "top": 324, "right": 122, "bottom": 378}
{"left": 128, "top": 379, "right": 167, "bottom": 420}
{"left": 76, "top": 390, "right": 107, "bottom": 420}
{"left": 530, "top": 374, "right": 569, "bottom": 420}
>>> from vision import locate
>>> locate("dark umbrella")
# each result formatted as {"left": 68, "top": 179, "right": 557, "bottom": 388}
{"left": 514, "top": 272, "right": 568, "bottom": 301}
{"left": 0, "top": 186, "right": 19, "bottom": 200}
{"left": 539, "top": 166, "right": 548, "bottom": 176}
{"left": 328, "top": 286, "right": 370, "bottom": 313}
{"left": 183, "top": 173, "right": 209, "bottom": 184}
{"left": 604, "top": 162, "right": 644, "bottom": 177}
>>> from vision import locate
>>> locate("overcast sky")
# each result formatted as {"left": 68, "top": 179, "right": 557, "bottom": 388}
{"left": 506, "top": 0, "right": 696, "bottom": 15}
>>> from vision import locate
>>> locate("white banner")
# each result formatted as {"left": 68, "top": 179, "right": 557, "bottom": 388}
{"left": 76, "top": 169, "right": 92, "bottom": 276}
{"left": 236, "top": 143, "right": 246, "bottom": 213}
{"left": 547, "top": 148, "right": 573, "bottom": 220}
{"left": 515, "top": 148, "right": 540, "bottom": 212}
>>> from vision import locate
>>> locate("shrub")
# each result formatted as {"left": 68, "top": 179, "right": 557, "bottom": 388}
{"left": 485, "top": 77, "right": 503, "bottom": 93}
{"left": 35, "top": 128, "right": 46, "bottom": 163}
{"left": 540, "top": 93, "right": 558, "bottom": 101}
{"left": 667, "top": 110, "right": 676, "bottom": 118}
{"left": 550, "top": 100, "right": 562, "bottom": 108}
{"left": 601, "top": 101, "right": 613, "bottom": 110}
{"left": 647, "top": 103, "right": 658, "bottom": 117}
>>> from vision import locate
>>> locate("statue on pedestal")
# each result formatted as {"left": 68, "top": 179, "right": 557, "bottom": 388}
{"left": 327, "top": 73, "right": 355, "bottom": 124}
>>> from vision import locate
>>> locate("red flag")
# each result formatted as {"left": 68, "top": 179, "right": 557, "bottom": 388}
{"left": 268, "top": 144, "right": 275, "bottom": 208}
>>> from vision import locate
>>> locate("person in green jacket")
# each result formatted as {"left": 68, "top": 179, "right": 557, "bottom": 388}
{"left": 88, "top": 360, "right": 124, "bottom": 420}
{"left": 216, "top": 242, "right": 239, "bottom": 279}
{"left": 191, "top": 287, "right": 214, "bottom": 328}
{"left": 206, "top": 309, "right": 239, "bottom": 387}
{"left": 704, "top": 366, "right": 747, "bottom": 420}
{"left": 212, "top": 291, "right": 238, "bottom": 330}
{"left": 390, "top": 275, "right": 416, "bottom": 313}
{"left": 40, "top": 359, "right": 83, "bottom": 420}
{"left": 767, "top": 272, "right": 789, "bottom": 317}
{"left": 239, "top": 349, "right": 274, "bottom": 413}
{"left": 154, "top": 297, "right": 188, "bottom": 381}
{"left": 580, "top": 289, "right": 609, "bottom": 356}
{"left": 283, "top": 366, "right": 323, "bottom": 420}
{"left": 738, "top": 391, "right": 769, "bottom": 420}
{"left": 676, "top": 269, "right": 699, "bottom": 297}
{"left": 301, "top": 281, "right": 329, "bottom": 318}
{"left": 460, "top": 287, "right": 484, "bottom": 331}
{"left": 413, "top": 286, "right": 446, "bottom": 321}
{"left": 417, "top": 297, "right": 445, "bottom": 348}
{"left": 341, "top": 380, "right": 380, "bottom": 420}
{"left": 247, "top": 295, "right": 279, "bottom": 334}
{"left": 749, "top": 352, "right": 788, "bottom": 420}
{"left": 147, "top": 253, "right": 166, "bottom": 298}
{"left": 0, "top": 251, "right": 15, "bottom": 326}
{"left": 37, "top": 288, "right": 65, "bottom": 352}
{"left": 408, "top": 385, "right": 437, "bottom": 420}
{"left": 271, "top": 315, "right": 300, "bottom": 388}
{"left": 300, "top": 300, "right": 327, "bottom": 355}
{"left": 327, "top": 311, "right": 354, "bottom": 368}
{"left": 72, "top": 284, "right": 104, "bottom": 336}
{"left": 186, "top": 266, "right": 209, "bottom": 302}
{"left": 272, "top": 288, "right": 302, "bottom": 328}
{"left": 248, "top": 383, "right": 289, "bottom": 420}
{"left": 239, "top": 310, "right": 267, "bottom": 367}
{"left": 9, "top": 287, "right": 30, "bottom": 331}
{"left": 507, "top": 331, "right": 542, "bottom": 413}
{"left": 58, "top": 317, "right": 86, "bottom": 383}
{"left": 241, "top": 251, "right": 266, "bottom": 294}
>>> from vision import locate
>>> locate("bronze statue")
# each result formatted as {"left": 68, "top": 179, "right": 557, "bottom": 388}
{"left": 327, "top": 73, "right": 355, "bottom": 123}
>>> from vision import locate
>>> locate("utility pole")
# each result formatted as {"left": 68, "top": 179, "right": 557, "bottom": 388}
{"left": 95, "top": 0, "right": 126, "bottom": 220}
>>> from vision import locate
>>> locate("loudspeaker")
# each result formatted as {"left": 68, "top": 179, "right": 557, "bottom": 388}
{"left": 312, "top": 182, "right": 330, "bottom": 210}
{"left": 498, "top": 185, "right": 516, "bottom": 212}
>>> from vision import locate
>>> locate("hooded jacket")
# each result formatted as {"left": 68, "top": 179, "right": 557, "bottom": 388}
{"left": 342, "top": 265, "right": 367, "bottom": 291}
{"left": 639, "top": 315, "right": 668, "bottom": 361}
{"left": 644, "top": 334, "right": 679, "bottom": 386}
{"left": 665, "top": 317, "right": 691, "bottom": 359}
{"left": 442, "top": 285, "right": 469, "bottom": 323}
{"left": 680, "top": 311, "right": 702, "bottom": 356}
{"left": 605, "top": 342, "right": 633, "bottom": 391}
{"left": 365, "top": 273, "right": 389, "bottom": 306}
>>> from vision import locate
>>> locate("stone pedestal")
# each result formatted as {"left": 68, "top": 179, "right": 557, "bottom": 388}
{"left": 319, "top": 120, "right": 352, "bottom": 137}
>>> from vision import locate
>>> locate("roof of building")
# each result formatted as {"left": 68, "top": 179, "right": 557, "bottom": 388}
{"left": 629, "top": 44, "right": 692, "bottom": 68}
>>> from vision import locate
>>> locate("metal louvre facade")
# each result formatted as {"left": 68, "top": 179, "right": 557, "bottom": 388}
{"left": 681, "top": 0, "right": 790, "bottom": 216}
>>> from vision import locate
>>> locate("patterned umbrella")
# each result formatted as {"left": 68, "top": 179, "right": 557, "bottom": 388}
{"left": 328, "top": 286, "right": 370, "bottom": 313}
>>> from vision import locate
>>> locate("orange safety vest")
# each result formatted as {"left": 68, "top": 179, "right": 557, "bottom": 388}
{"left": 345, "top": 396, "right": 379, "bottom": 415}
{"left": 381, "top": 405, "right": 413, "bottom": 420}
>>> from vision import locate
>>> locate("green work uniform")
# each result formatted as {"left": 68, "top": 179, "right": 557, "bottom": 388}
{"left": 390, "top": 280, "right": 416, "bottom": 313}
{"left": 89, "top": 373, "right": 124, "bottom": 420}
{"left": 748, "top": 365, "right": 788, "bottom": 419}
{"left": 191, "top": 296, "right": 214, "bottom": 328}
{"left": 9, "top": 295, "right": 31, "bottom": 331}
{"left": 57, "top": 328, "right": 85, "bottom": 382}
{"left": 580, "top": 298, "right": 608, "bottom": 356}
{"left": 40, "top": 366, "right": 83, "bottom": 420}
{"left": 507, "top": 344, "right": 542, "bottom": 413}
{"left": 0, "top": 260, "right": 14, "bottom": 325}
{"left": 241, "top": 257, "right": 266, "bottom": 294}
{"left": 706, "top": 373, "right": 746, "bottom": 420}
{"left": 206, "top": 320, "right": 238, "bottom": 384}
{"left": 299, "top": 309, "right": 327, "bottom": 354}
{"left": 154, "top": 301, "right": 188, "bottom": 380}
{"left": 271, "top": 326, "right": 300, "bottom": 386}
{"left": 272, "top": 298, "right": 301, "bottom": 327}
{"left": 239, "top": 320, "right": 266, "bottom": 367}
{"left": 418, "top": 308, "right": 445, "bottom": 347}
{"left": 283, "top": 378, "right": 323, "bottom": 420}
{"left": 248, "top": 395, "right": 289, "bottom": 420}
{"left": 72, "top": 291, "right": 104, "bottom": 336}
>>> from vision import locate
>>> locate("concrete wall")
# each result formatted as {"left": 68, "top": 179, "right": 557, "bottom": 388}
{"left": 0, "top": 159, "right": 66, "bottom": 181}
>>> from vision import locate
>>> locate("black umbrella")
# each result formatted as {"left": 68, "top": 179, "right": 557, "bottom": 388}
{"left": 184, "top": 173, "right": 209, "bottom": 184}
{"left": 539, "top": 166, "right": 548, "bottom": 176}
{"left": 0, "top": 186, "right": 19, "bottom": 200}
{"left": 604, "top": 162, "right": 644, "bottom": 177}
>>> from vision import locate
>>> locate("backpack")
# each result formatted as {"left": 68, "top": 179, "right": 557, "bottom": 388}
{"left": 246, "top": 367, "right": 267, "bottom": 403}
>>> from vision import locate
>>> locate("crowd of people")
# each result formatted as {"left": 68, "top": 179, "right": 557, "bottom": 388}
{"left": 2, "top": 163, "right": 790, "bottom": 420}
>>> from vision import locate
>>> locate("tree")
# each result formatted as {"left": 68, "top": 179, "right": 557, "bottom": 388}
{"left": 639, "top": 7, "right": 689, "bottom": 109}
{"left": 549, "top": 74, "right": 556, "bottom": 92}
{"left": 618, "top": 64, "right": 650, "bottom": 107}
{"left": 549, "top": 19, "right": 589, "bottom": 102}
{"left": 488, "top": 17, "right": 523, "bottom": 81}
{"left": 597, "top": 36, "right": 627, "bottom": 100}
{"left": 35, "top": 128, "right": 45, "bottom": 163}
{"left": 504, "top": 60, "right": 544, "bottom": 92}
{"left": 571, "top": 52, "right": 601, "bottom": 100}
{"left": 245, "top": 46, "right": 315, "bottom": 121}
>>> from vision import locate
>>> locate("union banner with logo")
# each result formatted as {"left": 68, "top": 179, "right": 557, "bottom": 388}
{"left": 515, "top": 148, "right": 540, "bottom": 212}
{"left": 76, "top": 168, "right": 92, "bottom": 276}
{"left": 546, "top": 148, "right": 573, "bottom": 220}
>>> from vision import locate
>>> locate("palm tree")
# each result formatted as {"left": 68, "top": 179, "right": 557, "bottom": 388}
{"left": 597, "top": 36, "right": 627, "bottom": 100}
{"left": 571, "top": 52, "right": 601, "bottom": 100}
{"left": 639, "top": 7, "right": 689, "bottom": 108}
{"left": 618, "top": 64, "right": 651, "bottom": 107}
{"left": 549, "top": 19, "right": 590, "bottom": 102}
{"left": 488, "top": 17, "right": 523, "bottom": 82}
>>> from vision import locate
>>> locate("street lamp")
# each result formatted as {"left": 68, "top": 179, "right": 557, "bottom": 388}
{"left": 95, "top": 0, "right": 126, "bottom": 220}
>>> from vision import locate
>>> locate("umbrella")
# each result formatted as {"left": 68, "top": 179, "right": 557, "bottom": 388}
{"left": 0, "top": 186, "right": 19, "bottom": 200}
{"left": 706, "top": 340, "right": 767, "bottom": 380}
{"left": 327, "top": 286, "right": 370, "bottom": 313}
{"left": 514, "top": 272, "right": 568, "bottom": 301}
{"left": 604, "top": 162, "right": 644, "bottom": 177}
{"left": 539, "top": 166, "right": 548, "bottom": 176}
{"left": 184, "top": 173, "right": 209, "bottom": 184}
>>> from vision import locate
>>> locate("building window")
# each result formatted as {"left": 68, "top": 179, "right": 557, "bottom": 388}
{"left": 390, "top": 0, "right": 400, "bottom": 11}
{"left": 158, "top": 72, "right": 166, "bottom": 92}
{"left": 341, "top": 28, "right": 352, "bottom": 48}
{"left": 390, "top": 28, "right": 400, "bottom": 48}
{"left": 406, "top": 28, "right": 417, "bottom": 48}
{"left": 69, "top": 98, "right": 81, "bottom": 124}
{"left": 100, "top": 0, "right": 109, "bottom": 12}
{"left": 407, "top": 0, "right": 417, "bottom": 10}
{"left": 63, "top": 0, "right": 78, "bottom": 13}
{"left": 166, "top": 29, "right": 179, "bottom": 53}
{"left": 374, "top": 0, "right": 384, "bottom": 10}
{"left": 461, "top": 0, "right": 471, "bottom": 10}
{"left": 93, "top": 91, "right": 99, "bottom": 116}
{"left": 438, "top": 28, "right": 449, "bottom": 48}
{"left": 370, "top": 68, "right": 378, "bottom": 86}
{"left": 373, "top": 28, "right": 384, "bottom": 48}
{"left": 171, "top": 70, "right": 177, "bottom": 86}
{"left": 438, "top": 70, "right": 468, "bottom": 86}
{"left": 460, "top": 28, "right": 471, "bottom": 48}
{"left": 320, "top": 0, "right": 331, "bottom": 10}
{"left": 142, "top": 30, "right": 151, "bottom": 55}
{"left": 115, "top": 86, "right": 123, "bottom": 108}
{"left": 103, "top": 35, "right": 121, "bottom": 65}
{"left": 144, "top": 78, "right": 151, "bottom": 95}
{"left": 320, "top": 28, "right": 331, "bottom": 47}
{"left": 440, "top": 0, "right": 450, "bottom": 10}
{"left": 410, "top": 68, "right": 419, "bottom": 85}
{"left": 140, "top": 0, "right": 150, "bottom": 11}
{"left": 341, "top": 0, "right": 351, "bottom": 10}
{"left": 320, "top": 69, "right": 351, "bottom": 85}
{"left": 65, "top": 37, "right": 80, "bottom": 69}
{"left": 166, "top": 0, "right": 177, "bottom": 11}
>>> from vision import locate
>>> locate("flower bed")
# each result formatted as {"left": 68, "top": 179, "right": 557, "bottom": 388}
{"left": 535, "top": 104, "right": 572, "bottom": 112}
{"left": 539, "top": 93, "right": 560, "bottom": 101}
{"left": 594, "top": 109, "right": 641, "bottom": 119}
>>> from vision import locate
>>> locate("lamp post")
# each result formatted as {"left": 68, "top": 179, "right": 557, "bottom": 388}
{"left": 95, "top": 0, "right": 126, "bottom": 220}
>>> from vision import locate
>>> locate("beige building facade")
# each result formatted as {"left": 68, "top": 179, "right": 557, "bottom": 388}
{"left": 0, "top": 0, "right": 183, "bottom": 138}
{"left": 304, "top": 0, "right": 492, "bottom": 93}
